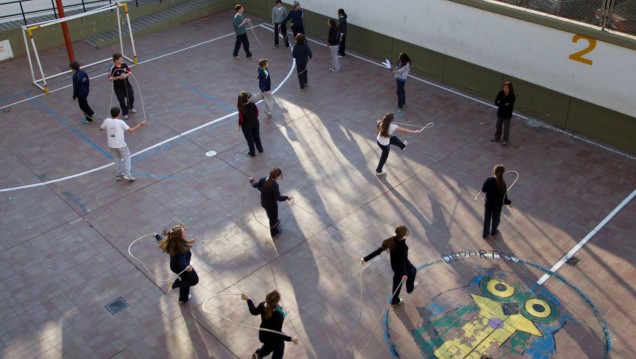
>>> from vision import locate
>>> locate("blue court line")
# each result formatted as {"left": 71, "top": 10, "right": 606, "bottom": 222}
{"left": 31, "top": 97, "right": 112, "bottom": 159}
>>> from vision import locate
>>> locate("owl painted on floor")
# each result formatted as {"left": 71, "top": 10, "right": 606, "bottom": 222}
{"left": 412, "top": 271, "right": 573, "bottom": 358}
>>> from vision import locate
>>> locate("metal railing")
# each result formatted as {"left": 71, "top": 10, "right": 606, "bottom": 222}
{"left": 494, "top": 0, "right": 636, "bottom": 35}
{"left": 0, "top": 0, "right": 155, "bottom": 25}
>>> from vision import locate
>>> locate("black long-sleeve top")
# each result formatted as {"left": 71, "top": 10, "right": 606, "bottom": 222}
{"left": 495, "top": 91, "right": 516, "bottom": 119}
{"left": 482, "top": 177, "right": 511, "bottom": 209}
{"left": 338, "top": 15, "right": 347, "bottom": 35}
{"left": 169, "top": 250, "right": 191, "bottom": 273}
{"left": 238, "top": 101, "right": 259, "bottom": 127}
{"left": 251, "top": 177, "right": 288, "bottom": 207}
{"left": 327, "top": 27, "right": 339, "bottom": 46}
{"left": 363, "top": 239, "right": 412, "bottom": 277}
{"left": 247, "top": 299, "right": 293, "bottom": 344}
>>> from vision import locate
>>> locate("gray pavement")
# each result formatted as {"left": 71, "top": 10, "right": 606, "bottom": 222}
{"left": 0, "top": 11, "right": 635, "bottom": 359}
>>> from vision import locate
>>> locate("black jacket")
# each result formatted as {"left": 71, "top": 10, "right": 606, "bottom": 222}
{"left": 247, "top": 300, "right": 293, "bottom": 344}
{"left": 495, "top": 91, "right": 515, "bottom": 119}
{"left": 328, "top": 27, "right": 339, "bottom": 46}
{"left": 251, "top": 177, "right": 288, "bottom": 207}
{"left": 482, "top": 177, "right": 511, "bottom": 209}
{"left": 363, "top": 239, "right": 412, "bottom": 277}
{"left": 72, "top": 69, "right": 90, "bottom": 98}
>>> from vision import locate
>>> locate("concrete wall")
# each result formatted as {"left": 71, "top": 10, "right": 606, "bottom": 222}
{"left": 1, "top": 0, "right": 634, "bottom": 153}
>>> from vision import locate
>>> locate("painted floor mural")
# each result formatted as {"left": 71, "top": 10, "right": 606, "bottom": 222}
{"left": 385, "top": 254, "right": 609, "bottom": 358}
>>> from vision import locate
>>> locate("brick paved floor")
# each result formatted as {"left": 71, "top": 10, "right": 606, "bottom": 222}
{"left": 0, "top": 11, "right": 634, "bottom": 359}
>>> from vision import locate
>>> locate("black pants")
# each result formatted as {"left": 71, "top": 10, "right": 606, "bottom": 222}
{"left": 171, "top": 267, "right": 199, "bottom": 302}
{"left": 114, "top": 86, "right": 134, "bottom": 116}
{"left": 274, "top": 22, "right": 289, "bottom": 47}
{"left": 263, "top": 204, "right": 280, "bottom": 236}
{"left": 296, "top": 63, "right": 308, "bottom": 89}
{"left": 376, "top": 136, "right": 405, "bottom": 173}
{"left": 483, "top": 203, "right": 503, "bottom": 238}
{"left": 291, "top": 24, "right": 304, "bottom": 38}
{"left": 338, "top": 34, "right": 346, "bottom": 56}
{"left": 233, "top": 33, "right": 252, "bottom": 57}
{"left": 77, "top": 95, "right": 94, "bottom": 120}
{"left": 242, "top": 122, "right": 263, "bottom": 156}
{"left": 391, "top": 263, "right": 416, "bottom": 305}
{"left": 255, "top": 341, "right": 285, "bottom": 359}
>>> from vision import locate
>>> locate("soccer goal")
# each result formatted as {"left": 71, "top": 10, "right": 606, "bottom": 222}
{"left": 21, "top": 2, "right": 138, "bottom": 93}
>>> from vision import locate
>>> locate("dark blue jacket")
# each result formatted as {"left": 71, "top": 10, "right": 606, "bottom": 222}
{"left": 292, "top": 43, "right": 312, "bottom": 65}
{"left": 72, "top": 69, "right": 90, "bottom": 98}
{"left": 258, "top": 67, "right": 271, "bottom": 92}
{"left": 285, "top": 9, "right": 303, "bottom": 26}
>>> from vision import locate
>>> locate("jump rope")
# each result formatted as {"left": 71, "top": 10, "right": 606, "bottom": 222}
{"left": 128, "top": 231, "right": 299, "bottom": 340}
{"left": 356, "top": 257, "right": 407, "bottom": 348}
{"left": 128, "top": 232, "right": 192, "bottom": 288}
{"left": 113, "top": 24, "right": 482, "bottom": 352}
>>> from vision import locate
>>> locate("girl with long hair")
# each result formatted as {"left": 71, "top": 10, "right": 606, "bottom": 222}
{"left": 337, "top": 8, "right": 347, "bottom": 57}
{"left": 375, "top": 112, "right": 420, "bottom": 176}
{"left": 237, "top": 91, "right": 264, "bottom": 157}
{"left": 492, "top": 81, "right": 516, "bottom": 146}
{"left": 327, "top": 18, "right": 340, "bottom": 72}
{"left": 242, "top": 290, "right": 299, "bottom": 359}
{"left": 250, "top": 167, "right": 293, "bottom": 237}
{"left": 481, "top": 164, "right": 512, "bottom": 239}
{"left": 360, "top": 225, "right": 417, "bottom": 306}
{"left": 393, "top": 52, "right": 412, "bottom": 112}
{"left": 156, "top": 224, "right": 199, "bottom": 303}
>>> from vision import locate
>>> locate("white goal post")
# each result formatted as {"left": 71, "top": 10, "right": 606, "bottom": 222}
{"left": 21, "top": 2, "right": 138, "bottom": 93}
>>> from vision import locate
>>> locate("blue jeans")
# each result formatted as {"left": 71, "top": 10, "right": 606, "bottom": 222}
{"left": 376, "top": 136, "right": 405, "bottom": 173}
{"left": 396, "top": 79, "right": 406, "bottom": 109}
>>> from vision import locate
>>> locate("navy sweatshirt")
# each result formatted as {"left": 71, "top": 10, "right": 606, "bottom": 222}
{"left": 258, "top": 67, "right": 271, "bottom": 92}
{"left": 247, "top": 300, "right": 292, "bottom": 344}
{"left": 72, "top": 69, "right": 90, "bottom": 98}
{"left": 292, "top": 43, "right": 312, "bottom": 65}
{"left": 482, "top": 177, "right": 512, "bottom": 209}
{"left": 251, "top": 177, "right": 288, "bottom": 207}
{"left": 285, "top": 9, "right": 303, "bottom": 27}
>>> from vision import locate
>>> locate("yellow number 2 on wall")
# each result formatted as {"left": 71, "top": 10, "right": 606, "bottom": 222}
{"left": 569, "top": 34, "right": 596, "bottom": 65}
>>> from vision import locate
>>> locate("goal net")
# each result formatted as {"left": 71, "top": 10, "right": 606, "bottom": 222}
{"left": 21, "top": 2, "right": 137, "bottom": 93}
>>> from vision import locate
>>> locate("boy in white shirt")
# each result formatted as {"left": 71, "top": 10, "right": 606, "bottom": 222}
{"left": 100, "top": 107, "right": 146, "bottom": 181}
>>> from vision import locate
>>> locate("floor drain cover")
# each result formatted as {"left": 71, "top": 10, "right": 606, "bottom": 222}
{"left": 565, "top": 256, "right": 580, "bottom": 266}
{"left": 105, "top": 297, "right": 128, "bottom": 315}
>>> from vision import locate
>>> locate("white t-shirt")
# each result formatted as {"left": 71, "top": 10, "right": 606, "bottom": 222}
{"left": 101, "top": 117, "right": 130, "bottom": 148}
{"left": 377, "top": 123, "right": 398, "bottom": 146}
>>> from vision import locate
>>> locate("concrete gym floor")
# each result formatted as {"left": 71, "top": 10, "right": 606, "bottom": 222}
{"left": 0, "top": 10, "right": 634, "bottom": 359}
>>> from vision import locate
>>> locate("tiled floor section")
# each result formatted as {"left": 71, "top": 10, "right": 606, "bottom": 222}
{"left": 0, "top": 11, "right": 635, "bottom": 359}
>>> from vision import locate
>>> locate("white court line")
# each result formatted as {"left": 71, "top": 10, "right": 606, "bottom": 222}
{"left": 536, "top": 189, "right": 636, "bottom": 286}
{"left": 0, "top": 25, "right": 297, "bottom": 193}
{"left": 1, "top": 23, "right": 634, "bottom": 191}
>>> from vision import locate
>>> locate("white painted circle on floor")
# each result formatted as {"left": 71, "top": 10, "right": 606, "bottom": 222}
{"left": 205, "top": 151, "right": 217, "bottom": 157}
